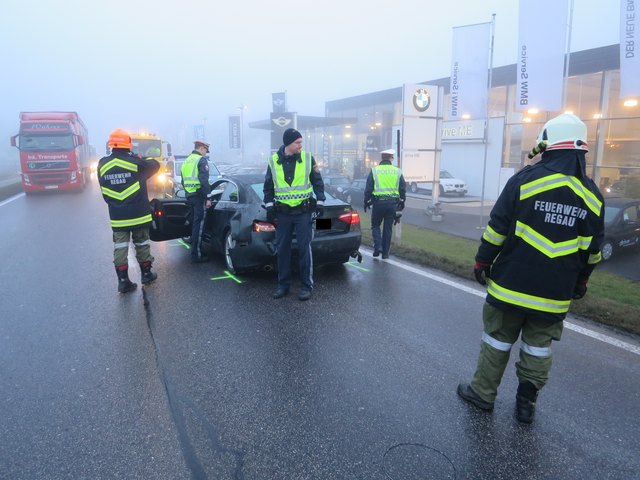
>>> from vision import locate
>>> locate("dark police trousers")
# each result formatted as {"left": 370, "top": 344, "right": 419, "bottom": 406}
{"left": 275, "top": 210, "right": 314, "bottom": 292}
{"left": 371, "top": 201, "right": 397, "bottom": 256}
{"left": 187, "top": 194, "right": 206, "bottom": 260}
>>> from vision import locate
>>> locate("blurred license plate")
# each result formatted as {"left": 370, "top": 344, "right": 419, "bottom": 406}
{"left": 316, "top": 218, "right": 331, "bottom": 230}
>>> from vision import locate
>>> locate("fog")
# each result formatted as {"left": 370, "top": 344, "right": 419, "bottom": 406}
{"left": 0, "top": 0, "right": 618, "bottom": 173}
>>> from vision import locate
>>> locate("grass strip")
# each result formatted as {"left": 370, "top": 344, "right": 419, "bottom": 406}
{"left": 360, "top": 214, "right": 640, "bottom": 335}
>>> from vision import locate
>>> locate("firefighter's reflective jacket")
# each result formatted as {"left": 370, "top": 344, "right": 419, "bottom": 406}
{"left": 98, "top": 149, "right": 160, "bottom": 231}
{"left": 476, "top": 149, "right": 605, "bottom": 321}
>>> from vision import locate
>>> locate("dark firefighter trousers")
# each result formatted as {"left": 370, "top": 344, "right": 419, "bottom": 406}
{"left": 470, "top": 302, "right": 564, "bottom": 402}
{"left": 113, "top": 227, "right": 154, "bottom": 268}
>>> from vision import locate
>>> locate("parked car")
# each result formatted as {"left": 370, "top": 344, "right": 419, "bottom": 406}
{"left": 339, "top": 178, "right": 367, "bottom": 207}
{"left": 600, "top": 197, "right": 640, "bottom": 261}
{"left": 149, "top": 174, "right": 362, "bottom": 273}
{"left": 323, "top": 174, "right": 352, "bottom": 198}
{"left": 604, "top": 180, "right": 625, "bottom": 196}
{"left": 165, "top": 154, "right": 221, "bottom": 197}
{"left": 408, "top": 170, "right": 467, "bottom": 196}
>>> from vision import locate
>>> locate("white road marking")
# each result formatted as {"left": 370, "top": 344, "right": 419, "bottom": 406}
{"left": 362, "top": 249, "right": 640, "bottom": 356}
{"left": 0, "top": 193, "right": 25, "bottom": 207}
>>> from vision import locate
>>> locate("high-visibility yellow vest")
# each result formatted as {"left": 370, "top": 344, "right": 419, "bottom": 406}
{"left": 268, "top": 151, "right": 313, "bottom": 207}
{"left": 372, "top": 164, "right": 400, "bottom": 198}
{"left": 181, "top": 153, "right": 203, "bottom": 193}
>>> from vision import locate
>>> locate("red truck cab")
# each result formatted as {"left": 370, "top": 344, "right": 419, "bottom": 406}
{"left": 10, "top": 111, "right": 91, "bottom": 193}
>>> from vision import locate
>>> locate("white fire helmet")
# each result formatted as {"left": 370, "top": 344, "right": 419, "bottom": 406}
{"left": 536, "top": 113, "right": 588, "bottom": 152}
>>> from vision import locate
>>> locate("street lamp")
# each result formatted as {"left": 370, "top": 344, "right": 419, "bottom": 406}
{"left": 237, "top": 104, "right": 247, "bottom": 162}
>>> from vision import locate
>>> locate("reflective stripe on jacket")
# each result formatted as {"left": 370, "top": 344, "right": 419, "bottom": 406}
{"left": 268, "top": 151, "right": 313, "bottom": 207}
{"left": 98, "top": 150, "right": 159, "bottom": 231}
{"left": 181, "top": 153, "right": 202, "bottom": 194}
{"left": 476, "top": 150, "right": 605, "bottom": 321}
{"left": 372, "top": 164, "right": 401, "bottom": 199}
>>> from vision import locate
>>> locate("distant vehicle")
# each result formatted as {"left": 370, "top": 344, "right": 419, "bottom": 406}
{"left": 165, "top": 154, "right": 221, "bottom": 198}
{"left": 604, "top": 180, "right": 625, "bottom": 196}
{"left": 600, "top": 197, "right": 640, "bottom": 261}
{"left": 409, "top": 170, "right": 467, "bottom": 196}
{"left": 129, "top": 132, "right": 172, "bottom": 196}
{"left": 10, "top": 111, "right": 91, "bottom": 193}
{"left": 339, "top": 178, "right": 367, "bottom": 207}
{"left": 323, "top": 174, "right": 352, "bottom": 198}
{"left": 150, "top": 174, "right": 362, "bottom": 273}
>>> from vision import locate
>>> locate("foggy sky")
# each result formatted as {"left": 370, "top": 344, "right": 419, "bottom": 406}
{"left": 0, "top": 0, "right": 619, "bottom": 169}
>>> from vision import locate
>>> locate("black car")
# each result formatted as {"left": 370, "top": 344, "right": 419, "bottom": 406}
{"left": 323, "top": 175, "right": 352, "bottom": 199}
{"left": 601, "top": 197, "right": 640, "bottom": 261}
{"left": 339, "top": 178, "right": 367, "bottom": 207}
{"left": 149, "top": 174, "right": 362, "bottom": 273}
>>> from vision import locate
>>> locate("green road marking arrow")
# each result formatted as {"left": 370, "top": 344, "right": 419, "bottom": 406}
{"left": 210, "top": 270, "right": 243, "bottom": 284}
{"left": 346, "top": 262, "right": 369, "bottom": 272}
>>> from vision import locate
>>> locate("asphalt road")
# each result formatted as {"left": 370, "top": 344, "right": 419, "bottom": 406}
{"left": 1, "top": 183, "right": 639, "bottom": 479}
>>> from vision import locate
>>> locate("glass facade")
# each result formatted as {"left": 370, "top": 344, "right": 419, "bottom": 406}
{"left": 322, "top": 45, "right": 639, "bottom": 196}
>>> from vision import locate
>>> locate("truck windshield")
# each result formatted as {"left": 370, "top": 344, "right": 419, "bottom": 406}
{"left": 19, "top": 134, "right": 74, "bottom": 151}
{"left": 132, "top": 139, "right": 162, "bottom": 157}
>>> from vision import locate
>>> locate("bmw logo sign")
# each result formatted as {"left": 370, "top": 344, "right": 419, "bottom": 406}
{"left": 413, "top": 89, "right": 431, "bottom": 113}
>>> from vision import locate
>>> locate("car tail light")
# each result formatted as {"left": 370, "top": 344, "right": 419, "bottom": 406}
{"left": 253, "top": 220, "right": 276, "bottom": 232}
{"left": 154, "top": 210, "right": 163, "bottom": 217}
{"left": 338, "top": 212, "right": 360, "bottom": 225}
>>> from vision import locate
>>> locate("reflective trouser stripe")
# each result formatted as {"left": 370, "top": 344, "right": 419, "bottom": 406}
{"left": 114, "top": 242, "right": 129, "bottom": 250}
{"left": 521, "top": 342, "right": 551, "bottom": 357}
{"left": 134, "top": 240, "right": 150, "bottom": 246}
{"left": 482, "top": 332, "right": 513, "bottom": 352}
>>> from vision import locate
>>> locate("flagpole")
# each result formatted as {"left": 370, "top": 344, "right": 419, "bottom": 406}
{"left": 562, "top": 0, "right": 574, "bottom": 109}
{"left": 478, "top": 13, "right": 496, "bottom": 231}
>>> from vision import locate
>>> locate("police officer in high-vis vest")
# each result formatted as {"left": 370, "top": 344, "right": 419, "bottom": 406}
{"left": 457, "top": 113, "right": 605, "bottom": 423}
{"left": 263, "top": 128, "right": 325, "bottom": 301}
{"left": 98, "top": 128, "right": 161, "bottom": 293}
{"left": 364, "top": 149, "right": 406, "bottom": 259}
{"left": 181, "top": 140, "right": 212, "bottom": 263}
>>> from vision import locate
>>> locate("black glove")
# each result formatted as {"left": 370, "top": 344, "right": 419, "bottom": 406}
{"left": 364, "top": 200, "right": 372, "bottom": 213}
{"left": 393, "top": 212, "right": 402, "bottom": 225}
{"left": 266, "top": 206, "right": 276, "bottom": 223}
{"left": 315, "top": 205, "right": 324, "bottom": 218}
{"left": 397, "top": 200, "right": 405, "bottom": 211}
{"left": 474, "top": 260, "right": 491, "bottom": 286}
{"left": 572, "top": 276, "right": 589, "bottom": 299}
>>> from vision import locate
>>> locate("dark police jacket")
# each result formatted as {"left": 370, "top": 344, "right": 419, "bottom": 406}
{"left": 263, "top": 145, "right": 325, "bottom": 213}
{"left": 98, "top": 148, "right": 160, "bottom": 231}
{"left": 477, "top": 149, "right": 605, "bottom": 321}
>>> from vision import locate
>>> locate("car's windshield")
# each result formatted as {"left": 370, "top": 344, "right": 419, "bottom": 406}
{"left": 440, "top": 170, "right": 454, "bottom": 179}
{"left": 604, "top": 206, "right": 621, "bottom": 224}
{"left": 328, "top": 177, "right": 350, "bottom": 186}
{"left": 19, "top": 134, "right": 74, "bottom": 151}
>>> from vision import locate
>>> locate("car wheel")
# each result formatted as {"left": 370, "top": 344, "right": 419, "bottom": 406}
{"left": 224, "top": 230, "right": 237, "bottom": 273}
{"left": 410, "top": 182, "right": 418, "bottom": 193}
{"left": 346, "top": 194, "right": 352, "bottom": 204}
{"left": 601, "top": 239, "right": 614, "bottom": 261}
{"left": 439, "top": 185, "right": 445, "bottom": 196}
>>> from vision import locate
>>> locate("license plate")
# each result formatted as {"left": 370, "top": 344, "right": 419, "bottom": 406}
{"left": 44, "top": 185, "right": 58, "bottom": 190}
{"left": 316, "top": 218, "right": 331, "bottom": 230}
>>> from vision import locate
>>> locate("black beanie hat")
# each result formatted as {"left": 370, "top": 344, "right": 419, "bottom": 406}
{"left": 283, "top": 128, "right": 302, "bottom": 147}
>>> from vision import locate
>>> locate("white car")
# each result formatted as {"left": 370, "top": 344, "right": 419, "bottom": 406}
{"left": 409, "top": 170, "right": 468, "bottom": 196}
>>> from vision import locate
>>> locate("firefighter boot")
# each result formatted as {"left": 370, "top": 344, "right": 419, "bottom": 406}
{"left": 116, "top": 266, "right": 138, "bottom": 293}
{"left": 140, "top": 261, "right": 157, "bottom": 285}
{"left": 516, "top": 381, "right": 539, "bottom": 424}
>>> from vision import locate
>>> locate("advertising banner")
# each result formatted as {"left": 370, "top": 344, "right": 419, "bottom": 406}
{"left": 229, "top": 115, "right": 241, "bottom": 149}
{"left": 620, "top": 0, "right": 640, "bottom": 98}
{"left": 449, "top": 22, "right": 491, "bottom": 119}
{"left": 193, "top": 124, "right": 205, "bottom": 140}
{"left": 270, "top": 112, "right": 296, "bottom": 152}
{"left": 516, "top": 0, "right": 568, "bottom": 111}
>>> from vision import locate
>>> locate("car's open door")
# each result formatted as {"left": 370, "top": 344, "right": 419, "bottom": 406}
{"left": 149, "top": 198, "right": 191, "bottom": 241}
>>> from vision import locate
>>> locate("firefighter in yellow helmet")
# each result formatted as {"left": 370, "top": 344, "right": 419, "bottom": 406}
{"left": 98, "top": 128, "right": 161, "bottom": 293}
{"left": 457, "top": 113, "right": 605, "bottom": 423}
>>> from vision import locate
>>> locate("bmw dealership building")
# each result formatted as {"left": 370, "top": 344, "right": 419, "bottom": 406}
{"left": 315, "top": 44, "right": 638, "bottom": 200}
